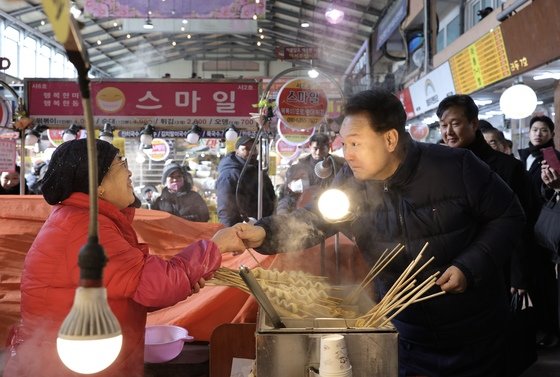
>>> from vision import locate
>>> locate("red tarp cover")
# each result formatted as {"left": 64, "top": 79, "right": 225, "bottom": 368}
{"left": 0, "top": 195, "right": 367, "bottom": 347}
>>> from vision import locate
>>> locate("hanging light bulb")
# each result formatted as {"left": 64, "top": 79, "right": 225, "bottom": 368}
{"left": 24, "top": 124, "right": 48, "bottom": 148}
{"left": 317, "top": 189, "right": 354, "bottom": 223}
{"left": 308, "top": 68, "right": 319, "bottom": 79}
{"left": 140, "top": 124, "right": 155, "bottom": 148}
{"left": 186, "top": 124, "right": 202, "bottom": 144}
{"left": 99, "top": 123, "right": 115, "bottom": 143}
{"left": 499, "top": 83, "right": 538, "bottom": 119}
{"left": 325, "top": 5, "right": 344, "bottom": 24}
{"left": 224, "top": 125, "right": 239, "bottom": 141}
{"left": 62, "top": 124, "right": 83, "bottom": 142}
{"left": 143, "top": 17, "right": 154, "bottom": 30}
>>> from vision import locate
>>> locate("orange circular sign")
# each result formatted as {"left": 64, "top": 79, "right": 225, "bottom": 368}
{"left": 409, "top": 124, "right": 429, "bottom": 141}
{"left": 276, "top": 78, "right": 328, "bottom": 130}
{"left": 275, "top": 138, "right": 301, "bottom": 161}
{"left": 277, "top": 119, "right": 315, "bottom": 146}
{"left": 144, "top": 138, "right": 170, "bottom": 162}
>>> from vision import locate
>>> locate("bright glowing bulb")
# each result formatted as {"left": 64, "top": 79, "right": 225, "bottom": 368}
{"left": 499, "top": 84, "right": 537, "bottom": 119}
{"left": 186, "top": 132, "right": 200, "bottom": 144}
{"left": 325, "top": 7, "right": 344, "bottom": 24}
{"left": 57, "top": 288, "right": 122, "bottom": 374}
{"left": 308, "top": 68, "right": 319, "bottom": 78}
{"left": 301, "top": 22, "right": 310, "bottom": 28}
{"left": 318, "top": 189, "right": 350, "bottom": 222}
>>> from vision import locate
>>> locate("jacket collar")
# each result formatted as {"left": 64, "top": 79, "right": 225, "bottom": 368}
{"left": 384, "top": 134, "right": 420, "bottom": 191}
{"left": 61, "top": 192, "right": 137, "bottom": 240}
{"left": 466, "top": 130, "right": 494, "bottom": 159}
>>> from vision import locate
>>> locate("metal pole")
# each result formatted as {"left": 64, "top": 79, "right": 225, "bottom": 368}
{"left": 334, "top": 232, "right": 340, "bottom": 283}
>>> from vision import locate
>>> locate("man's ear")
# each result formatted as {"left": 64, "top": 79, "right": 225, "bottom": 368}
{"left": 385, "top": 129, "right": 399, "bottom": 152}
{"left": 472, "top": 118, "right": 479, "bottom": 132}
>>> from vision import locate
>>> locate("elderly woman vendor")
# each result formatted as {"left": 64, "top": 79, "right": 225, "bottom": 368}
{"left": 4, "top": 139, "right": 260, "bottom": 377}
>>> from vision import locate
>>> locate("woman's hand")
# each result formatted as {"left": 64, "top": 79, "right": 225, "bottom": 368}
{"left": 211, "top": 227, "right": 247, "bottom": 253}
{"left": 233, "top": 223, "right": 266, "bottom": 249}
{"left": 191, "top": 277, "right": 206, "bottom": 294}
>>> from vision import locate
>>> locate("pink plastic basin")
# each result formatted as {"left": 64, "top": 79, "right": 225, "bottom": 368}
{"left": 144, "top": 325, "right": 194, "bottom": 363}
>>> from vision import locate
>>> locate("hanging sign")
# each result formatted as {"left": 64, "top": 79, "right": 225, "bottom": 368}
{"left": 47, "top": 129, "right": 87, "bottom": 146}
{"left": 276, "top": 78, "right": 328, "bottom": 130}
{"left": 144, "top": 138, "right": 170, "bottom": 162}
{"left": 275, "top": 138, "right": 301, "bottom": 162}
{"left": 0, "top": 139, "right": 16, "bottom": 172}
{"left": 0, "top": 98, "right": 13, "bottom": 128}
{"left": 409, "top": 124, "right": 430, "bottom": 141}
{"left": 277, "top": 119, "right": 315, "bottom": 146}
{"left": 25, "top": 79, "right": 259, "bottom": 129}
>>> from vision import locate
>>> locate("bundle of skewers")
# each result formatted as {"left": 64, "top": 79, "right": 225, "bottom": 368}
{"left": 210, "top": 242, "right": 445, "bottom": 326}
{"left": 353, "top": 242, "right": 446, "bottom": 328}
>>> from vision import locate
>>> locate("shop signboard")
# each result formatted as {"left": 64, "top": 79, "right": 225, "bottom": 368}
{"left": 276, "top": 78, "right": 328, "bottom": 130}
{"left": 499, "top": 0, "right": 560, "bottom": 76}
{"left": 408, "top": 62, "right": 456, "bottom": 115}
{"left": 397, "top": 88, "right": 415, "bottom": 119}
{"left": 275, "top": 47, "right": 320, "bottom": 60}
{"left": 0, "top": 139, "right": 16, "bottom": 172}
{"left": 25, "top": 79, "right": 259, "bottom": 130}
{"left": 449, "top": 27, "right": 511, "bottom": 95}
{"left": 277, "top": 119, "right": 315, "bottom": 145}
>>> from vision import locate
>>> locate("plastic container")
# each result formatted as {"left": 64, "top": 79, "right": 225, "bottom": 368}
{"left": 144, "top": 325, "right": 194, "bottom": 363}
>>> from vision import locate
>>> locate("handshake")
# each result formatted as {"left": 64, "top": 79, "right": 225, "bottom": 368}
{"left": 211, "top": 223, "right": 266, "bottom": 254}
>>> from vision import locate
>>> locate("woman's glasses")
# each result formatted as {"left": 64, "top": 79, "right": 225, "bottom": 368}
{"left": 110, "top": 156, "right": 128, "bottom": 171}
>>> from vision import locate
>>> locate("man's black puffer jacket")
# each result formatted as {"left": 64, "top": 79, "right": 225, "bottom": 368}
{"left": 256, "top": 138, "right": 525, "bottom": 348}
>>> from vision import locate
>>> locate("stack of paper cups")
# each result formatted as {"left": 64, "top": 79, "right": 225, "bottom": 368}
{"left": 319, "top": 334, "right": 353, "bottom": 377}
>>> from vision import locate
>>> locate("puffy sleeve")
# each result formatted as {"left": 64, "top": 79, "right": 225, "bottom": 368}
{"left": 100, "top": 220, "right": 221, "bottom": 310}
{"left": 132, "top": 240, "right": 221, "bottom": 309}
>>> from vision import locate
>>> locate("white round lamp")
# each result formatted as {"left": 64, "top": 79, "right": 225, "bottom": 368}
{"left": 499, "top": 84, "right": 537, "bottom": 119}
{"left": 318, "top": 189, "right": 351, "bottom": 222}
{"left": 57, "top": 287, "right": 122, "bottom": 374}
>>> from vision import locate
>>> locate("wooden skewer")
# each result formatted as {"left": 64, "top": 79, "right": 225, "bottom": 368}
{"left": 245, "top": 248, "right": 263, "bottom": 268}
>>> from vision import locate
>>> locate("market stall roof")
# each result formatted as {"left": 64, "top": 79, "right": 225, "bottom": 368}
{"left": 0, "top": 0, "right": 397, "bottom": 77}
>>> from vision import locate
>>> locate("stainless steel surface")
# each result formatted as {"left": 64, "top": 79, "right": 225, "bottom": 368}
{"left": 255, "top": 312, "right": 398, "bottom": 377}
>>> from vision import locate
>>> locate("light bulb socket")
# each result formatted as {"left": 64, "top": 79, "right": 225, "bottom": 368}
{"left": 99, "top": 123, "right": 115, "bottom": 142}
{"left": 224, "top": 125, "right": 239, "bottom": 141}
{"left": 24, "top": 124, "right": 48, "bottom": 143}
{"left": 78, "top": 236, "right": 107, "bottom": 285}
{"left": 187, "top": 124, "right": 202, "bottom": 143}
{"left": 63, "top": 124, "right": 82, "bottom": 138}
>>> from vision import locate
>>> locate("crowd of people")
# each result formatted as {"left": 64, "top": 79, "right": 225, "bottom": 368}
{"left": 3, "top": 88, "right": 560, "bottom": 376}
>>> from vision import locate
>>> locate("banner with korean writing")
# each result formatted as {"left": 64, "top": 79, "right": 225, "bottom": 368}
{"left": 25, "top": 79, "right": 259, "bottom": 130}
{"left": 0, "top": 139, "right": 16, "bottom": 172}
{"left": 276, "top": 78, "right": 328, "bottom": 130}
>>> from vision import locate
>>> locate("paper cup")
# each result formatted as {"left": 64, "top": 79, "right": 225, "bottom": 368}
{"left": 319, "top": 334, "right": 351, "bottom": 374}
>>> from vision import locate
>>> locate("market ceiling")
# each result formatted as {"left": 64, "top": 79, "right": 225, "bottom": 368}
{"left": 1, "top": 0, "right": 398, "bottom": 77}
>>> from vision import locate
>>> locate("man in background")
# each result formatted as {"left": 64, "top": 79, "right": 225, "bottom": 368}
{"left": 277, "top": 133, "right": 345, "bottom": 214}
{"left": 216, "top": 136, "right": 276, "bottom": 226}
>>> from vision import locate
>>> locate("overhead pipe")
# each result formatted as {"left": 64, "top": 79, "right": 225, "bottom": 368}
{"left": 496, "top": 0, "right": 531, "bottom": 22}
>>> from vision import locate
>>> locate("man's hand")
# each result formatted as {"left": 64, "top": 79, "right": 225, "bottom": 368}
{"left": 541, "top": 161, "right": 560, "bottom": 190}
{"left": 436, "top": 265, "right": 467, "bottom": 293}
{"left": 233, "top": 223, "right": 266, "bottom": 249}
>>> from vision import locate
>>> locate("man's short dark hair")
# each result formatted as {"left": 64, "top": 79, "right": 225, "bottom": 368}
{"left": 309, "top": 133, "right": 330, "bottom": 146}
{"left": 344, "top": 88, "right": 407, "bottom": 136}
{"left": 436, "top": 94, "right": 479, "bottom": 122}
{"left": 530, "top": 115, "right": 554, "bottom": 133}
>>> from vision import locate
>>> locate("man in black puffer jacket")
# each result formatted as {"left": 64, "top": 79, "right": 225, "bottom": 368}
{"left": 216, "top": 136, "right": 276, "bottom": 226}
{"left": 248, "top": 88, "right": 526, "bottom": 377}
